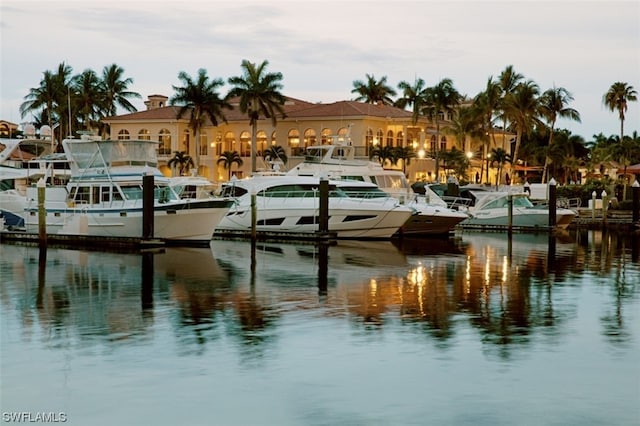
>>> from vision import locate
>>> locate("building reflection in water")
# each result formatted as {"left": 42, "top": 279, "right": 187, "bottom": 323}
{"left": 0, "top": 228, "right": 638, "bottom": 360}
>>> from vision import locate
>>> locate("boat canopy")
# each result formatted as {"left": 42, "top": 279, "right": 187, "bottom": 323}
{"left": 63, "top": 138, "right": 159, "bottom": 173}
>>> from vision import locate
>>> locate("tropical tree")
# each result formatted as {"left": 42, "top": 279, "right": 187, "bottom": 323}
{"left": 351, "top": 74, "right": 397, "bottom": 105}
{"left": 395, "top": 77, "right": 427, "bottom": 124}
{"left": 20, "top": 62, "right": 73, "bottom": 147}
{"left": 101, "top": 64, "right": 140, "bottom": 117}
{"left": 227, "top": 59, "right": 287, "bottom": 174}
{"left": 100, "top": 64, "right": 140, "bottom": 136}
{"left": 439, "top": 147, "right": 471, "bottom": 181}
{"left": 217, "top": 150, "right": 244, "bottom": 180}
{"left": 171, "top": 68, "right": 231, "bottom": 172}
{"left": 496, "top": 65, "right": 524, "bottom": 146}
{"left": 501, "top": 80, "right": 543, "bottom": 168}
{"left": 490, "top": 147, "right": 512, "bottom": 186}
{"left": 369, "top": 145, "right": 397, "bottom": 167}
{"left": 603, "top": 82, "right": 638, "bottom": 145}
{"left": 263, "top": 145, "right": 288, "bottom": 166}
{"left": 167, "top": 151, "right": 195, "bottom": 176}
{"left": 73, "top": 69, "right": 103, "bottom": 131}
{"left": 394, "top": 146, "right": 416, "bottom": 175}
{"left": 422, "top": 78, "right": 461, "bottom": 180}
{"left": 472, "top": 77, "right": 502, "bottom": 182}
{"left": 539, "top": 86, "right": 581, "bottom": 182}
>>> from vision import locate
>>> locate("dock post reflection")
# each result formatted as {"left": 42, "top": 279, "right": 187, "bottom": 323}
{"left": 141, "top": 251, "right": 154, "bottom": 311}
{"left": 547, "top": 232, "right": 557, "bottom": 272}
{"left": 318, "top": 243, "right": 328, "bottom": 298}
{"left": 36, "top": 246, "right": 47, "bottom": 309}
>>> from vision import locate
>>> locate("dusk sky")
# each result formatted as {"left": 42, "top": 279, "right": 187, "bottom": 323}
{"left": 2, "top": 0, "right": 639, "bottom": 140}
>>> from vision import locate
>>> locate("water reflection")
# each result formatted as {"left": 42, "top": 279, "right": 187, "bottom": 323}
{"left": 3, "top": 229, "right": 637, "bottom": 356}
{"left": 2, "top": 229, "right": 639, "bottom": 425}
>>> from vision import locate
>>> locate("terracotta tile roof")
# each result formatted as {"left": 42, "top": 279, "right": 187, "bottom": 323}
{"left": 103, "top": 97, "right": 413, "bottom": 124}
{"left": 285, "top": 100, "right": 414, "bottom": 119}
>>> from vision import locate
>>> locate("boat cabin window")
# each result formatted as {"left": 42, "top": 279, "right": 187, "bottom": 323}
{"left": 220, "top": 185, "right": 248, "bottom": 198}
{"left": 371, "top": 175, "right": 408, "bottom": 190}
{"left": 304, "top": 148, "right": 325, "bottom": 163}
{"left": 260, "top": 184, "right": 339, "bottom": 198}
{"left": 120, "top": 185, "right": 143, "bottom": 200}
{"left": 342, "top": 176, "right": 365, "bottom": 182}
{"left": 72, "top": 186, "right": 90, "bottom": 204}
{"left": 337, "top": 186, "right": 388, "bottom": 199}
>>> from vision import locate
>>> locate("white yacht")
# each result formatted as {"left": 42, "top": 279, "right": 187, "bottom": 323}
{"left": 214, "top": 174, "right": 414, "bottom": 239}
{"left": 287, "top": 144, "right": 468, "bottom": 235}
{"left": 460, "top": 191, "right": 576, "bottom": 229}
{"left": 22, "top": 136, "right": 233, "bottom": 242}
{"left": 0, "top": 138, "right": 70, "bottom": 228}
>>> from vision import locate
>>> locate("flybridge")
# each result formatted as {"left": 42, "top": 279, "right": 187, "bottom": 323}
{"left": 62, "top": 136, "right": 160, "bottom": 176}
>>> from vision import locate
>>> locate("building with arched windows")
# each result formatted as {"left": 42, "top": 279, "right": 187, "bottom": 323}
{"left": 103, "top": 95, "right": 513, "bottom": 184}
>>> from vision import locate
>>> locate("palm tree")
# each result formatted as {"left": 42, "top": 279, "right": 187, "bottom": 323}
{"left": 227, "top": 59, "right": 287, "bottom": 174}
{"left": 101, "top": 64, "right": 141, "bottom": 117}
{"left": 100, "top": 64, "right": 140, "bottom": 136}
{"left": 603, "top": 82, "right": 638, "bottom": 145}
{"left": 422, "top": 78, "right": 461, "bottom": 180}
{"left": 217, "top": 150, "right": 244, "bottom": 180}
{"left": 72, "top": 69, "right": 103, "bottom": 131}
{"left": 167, "top": 151, "right": 195, "bottom": 176}
{"left": 351, "top": 74, "right": 397, "bottom": 105}
{"left": 472, "top": 77, "right": 502, "bottom": 182}
{"left": 539, "top": 86, "right": 581, "bottom": 183}
{"left": 263, "top": 145, "right": 288, "bottom": 166}
{"left": 490, "top": 147, "right": 512, "bottom": 186}
{"left": 394, "top": 146, "right": 416, "bottom": 175}
{"left": 496, "top": 66, "right": 524, "bottom": 147}
{"left": 370, "top": 145, "right": 397, "bottom": 167}
{"left": 501, "top": 80, "right": 542, "bottom": 168}
{"left": 170, "top": 68, "right": 231, "bottom": 172}
{"left": 20, "top": 70, "right": 58, "bottom": 147}
{"left": 395, "top": 77, "right": 427, "bottom": 124}
{"left": 20, "top": 62, "right": 73, "bottom": 146}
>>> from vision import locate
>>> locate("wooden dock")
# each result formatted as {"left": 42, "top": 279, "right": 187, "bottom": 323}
{"left": 0, "top": 229, "right": 167, "bottom": 251}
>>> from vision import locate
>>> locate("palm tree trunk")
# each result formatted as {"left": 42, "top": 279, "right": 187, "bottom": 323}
{"left": 194, "top": 129, "right": 200, "bottom": 173}
{"left": 542, "top": 125, "right": 555, "bottom": 183}
{"left": 251, "top": 122, "right": 257, "bottom": 173}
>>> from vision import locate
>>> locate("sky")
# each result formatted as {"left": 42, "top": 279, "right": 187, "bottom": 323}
{"left": 1, "top": 0, "right": 639, "bottom": 140}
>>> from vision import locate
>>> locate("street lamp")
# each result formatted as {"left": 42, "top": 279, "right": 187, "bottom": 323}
{"left": 466, "top": 151, "right": 473, "bottom": 182}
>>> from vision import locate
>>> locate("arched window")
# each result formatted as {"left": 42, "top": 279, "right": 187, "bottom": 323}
{"left": 118, "top": 129, "right": 130, "bottom": 140}
{"left": 256, "top": 131, "right": 268, "bottom": 155}
{"left": 224, "top": 131, "right": 236, "bottom": 153}
{"left": 138, "top": 129, "right": 151, "bottom": 140}
{"left": 182, "top": 130, "right": 190, "bottom": 153}
{"left": 430, "top": 135, "right": 437, "bottom": 156}
{"left": 158, "top": 129, "right": 171, "bottom": 155}
{"left": 375, "top": 129, "right": 384, "bottom": 146}
{"left": 396, "top": 131, "right": 403, "bottom": 147}
{"left": 288, "top": 129, "right": 301, "bottom": 155}
{"left": 303, "top": 129, "right": 316, "bottom": 148}
{"left": 199, "top": 132, "right": 208, "bottom": 156}
{"left": 337, "top": 127, "right": 350, "bottom": 144}
{"left": 440, "top": 136, "right": 447, "bottom": 152}
{"left": 214, "top": 131, "right": 223, "bottom": 156}
{"left": 386, "top": 130, "right": 394, "bottom": 146}
{"left": 321, "top": 128, "right": 332, "bottom": 145}
{"left": 365, "top": 128, "right": 374, "bottom": 146}
{"left": 240, "top": 131, "right": 251, "bottom": 157}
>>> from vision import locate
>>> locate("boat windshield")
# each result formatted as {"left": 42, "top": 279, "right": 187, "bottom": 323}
{"left": 336, "top": 186, "right": 388, "bottom": 199}
{"left": 482, "top": 194, "right": 534, "bottom": 209}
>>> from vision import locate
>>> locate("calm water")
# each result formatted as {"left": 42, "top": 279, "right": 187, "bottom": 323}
{"left": 1, "top": 230, "right": 639, "bottom": 426}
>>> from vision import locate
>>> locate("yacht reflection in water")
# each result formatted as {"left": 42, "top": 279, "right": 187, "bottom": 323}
{"left": 0, "top": 229, "right": 637, "bottom": 358}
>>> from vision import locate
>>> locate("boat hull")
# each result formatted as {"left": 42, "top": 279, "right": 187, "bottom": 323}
{"left": 24, "top": 199, "right": 233, "bottom": 241}
{"left": 215, "top": 197, "right": 412, "bottom": 239}
{"left": 461, "top": 207, "right": 575, "bottom": 229}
